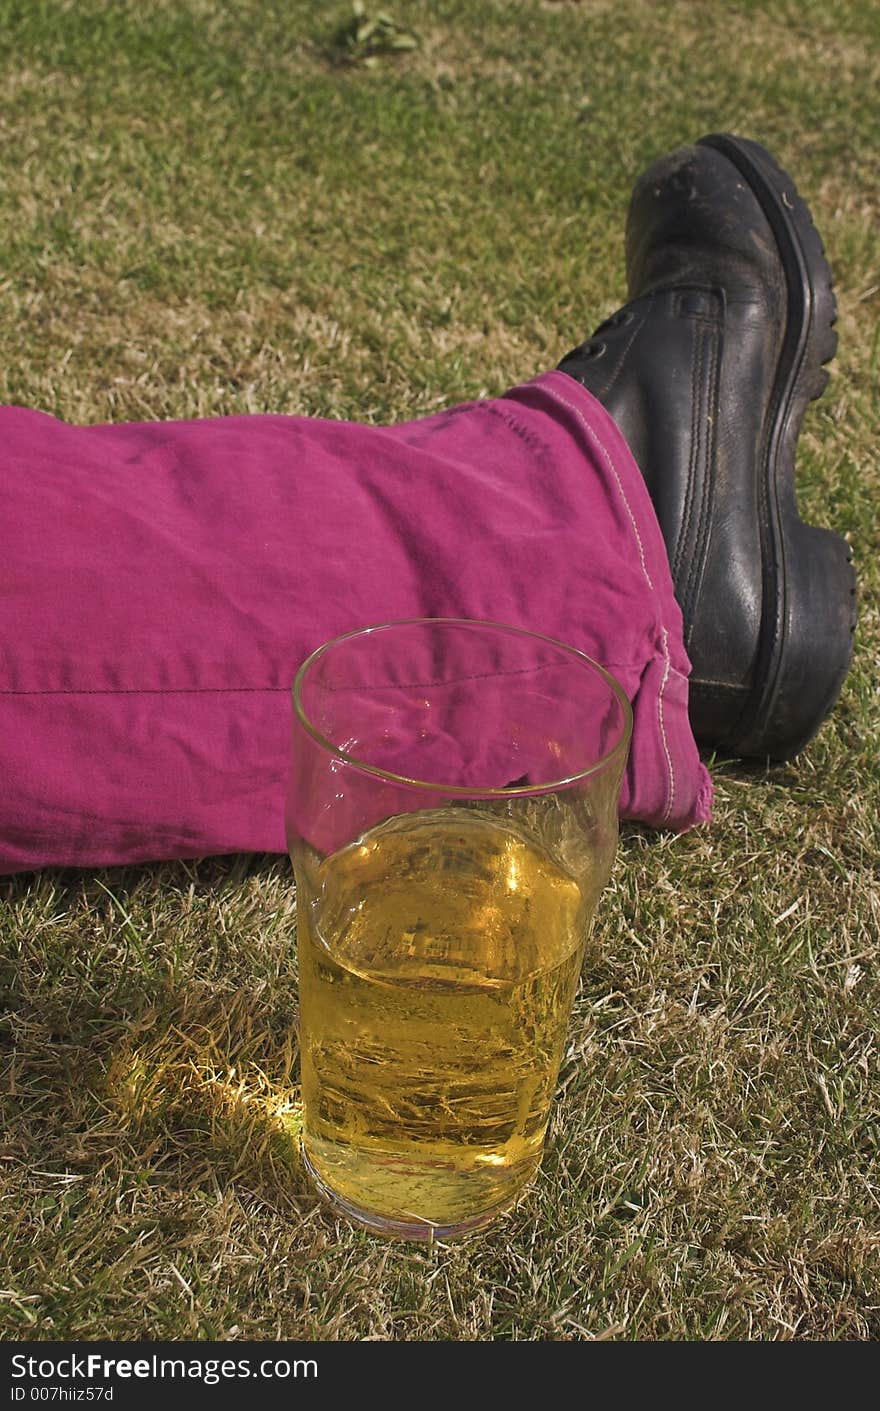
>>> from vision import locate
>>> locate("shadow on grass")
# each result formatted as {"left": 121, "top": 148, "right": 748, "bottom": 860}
{"left": 0, "top": 849, "right": 291, "bottom": 905}
{"left": 1, "top": 853, "right": 319, "bottom": 1217}
{"left": 103, "top": 984, "right": 312, "bottom": 1210}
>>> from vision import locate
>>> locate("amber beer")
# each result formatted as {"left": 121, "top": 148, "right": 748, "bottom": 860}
{"left": 297, "top": 808, "right": 595, "bottom": 1236}
{"left": 288, "top": 619, "right": 632, "bottom": 1239}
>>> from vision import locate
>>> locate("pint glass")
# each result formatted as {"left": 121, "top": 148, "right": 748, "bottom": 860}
{"left": 286, "top": 619, "right": 632, "bottom": 1239}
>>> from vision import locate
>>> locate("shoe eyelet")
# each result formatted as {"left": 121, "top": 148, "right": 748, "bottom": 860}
{"left": 585, "top": 340, "right": 606, "bottom": 359}
{"left": 610, "top": 310, "right": 634, "bottom": 327}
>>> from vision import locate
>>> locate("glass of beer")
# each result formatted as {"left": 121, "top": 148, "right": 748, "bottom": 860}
{"left": 286, "top": 618, "right": 631, "bottom": 1240}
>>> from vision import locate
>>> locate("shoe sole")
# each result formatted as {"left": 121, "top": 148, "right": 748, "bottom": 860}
{"left": 698, "top": 133, "right": 857, "bottom": 760}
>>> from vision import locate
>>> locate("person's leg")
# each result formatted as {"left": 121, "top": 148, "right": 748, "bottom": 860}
{"left": 0, "top": 369, "right": 709, "bottom": 876}
{"left": 5, "top": 132, "right": 853, "bottom": 877}
{"left": 558, "top": 133, "right": 857, "bottom": 760}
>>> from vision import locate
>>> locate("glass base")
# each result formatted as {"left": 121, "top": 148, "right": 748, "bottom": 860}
{"left": 301, "top": 1145, "right": 531, "bottom": 1242}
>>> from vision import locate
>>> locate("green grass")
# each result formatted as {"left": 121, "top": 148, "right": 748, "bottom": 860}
{"left": 1, "top": 0, "right": 879, "bottom": 1341}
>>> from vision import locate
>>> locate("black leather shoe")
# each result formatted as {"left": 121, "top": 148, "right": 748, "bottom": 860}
{"left": 558, "top": 134, "right": 857, "bottom": 761}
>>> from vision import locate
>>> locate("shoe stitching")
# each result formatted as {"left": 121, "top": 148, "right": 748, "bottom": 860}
{"left": 691, "top": 679, "right": 748, "bottom": 692}
{"left": 680, "top": 324, "right": 705, "bottom": 620}
{"left": 669, "top": 288, "right": 721, "bottom": 605}
{"left": 686, "top": 314, "right": 721, "bottom": 638}
{"left": 673, "top": 319, "right": 704, "bottom": 594}
{"left": 599, "top": 293, "right": 653, "bottom": 400}
{"left": 543, "top": 377, "right": 676, "bottom": 823}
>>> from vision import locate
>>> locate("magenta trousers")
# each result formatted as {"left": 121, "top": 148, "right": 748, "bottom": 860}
{"left": 1, "top": 371, "right": 712, "bottom": 875}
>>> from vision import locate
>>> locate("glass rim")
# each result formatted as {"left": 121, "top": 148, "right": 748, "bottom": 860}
{"left": 291, "top": 617, "right": 633, "bottom": 796}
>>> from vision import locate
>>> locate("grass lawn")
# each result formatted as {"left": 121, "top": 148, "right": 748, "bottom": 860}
{"left": 1, "top": 0, "right": 878, "bottom": 1341}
